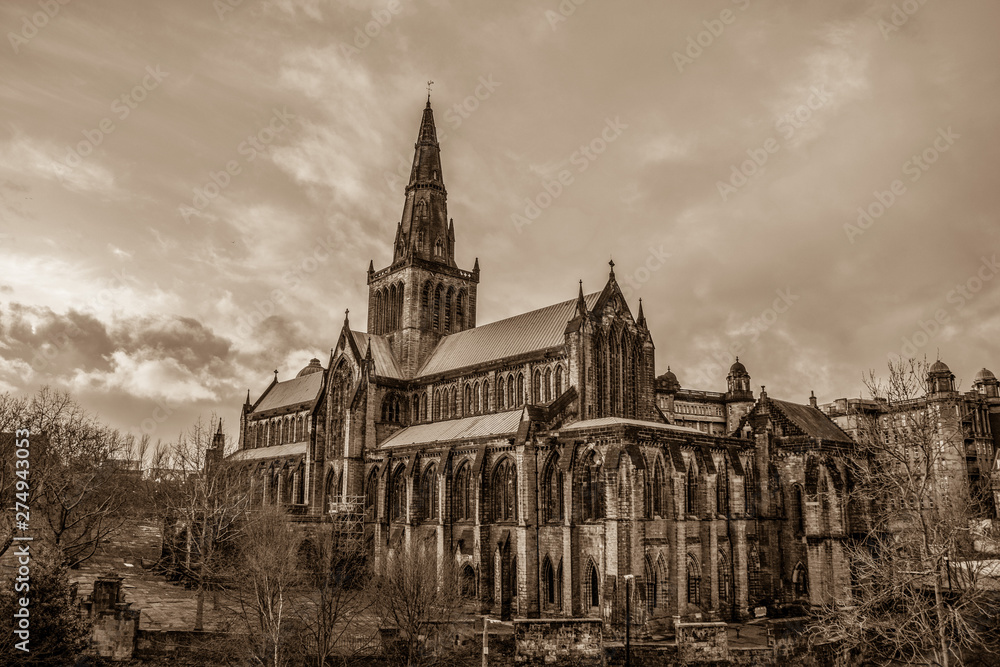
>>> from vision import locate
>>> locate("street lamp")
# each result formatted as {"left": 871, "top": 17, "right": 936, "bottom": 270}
{"left": 624, "top": 574, "right": 634, "bottom": 667}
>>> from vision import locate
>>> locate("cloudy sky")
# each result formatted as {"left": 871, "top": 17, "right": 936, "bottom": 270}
{"left": 1, "top": 0, "right": 998, "bottom": 449}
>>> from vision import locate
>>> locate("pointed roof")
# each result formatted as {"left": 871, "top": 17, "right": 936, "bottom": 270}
{"left": 766, "top": 397, "right": 853, "bottom": 443}
{"left": 351, "top": 331, "right": 404, "bottom": 379}
{"left": 393, "top": 99, "right": 453, "bottom": 266}
{"left": 252, "top": 372, "right": 324, "bottom": 414}
{"left": 417, "top": 292, "right": 602, "bottom": 377}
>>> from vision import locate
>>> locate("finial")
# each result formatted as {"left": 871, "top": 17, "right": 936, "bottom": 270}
{"left": 735, "top": 356, "right": 739, "bottom": 363}
{"left": 274, "top": 369, "right": 278, "bottom": 380}
{"left": 426, "top": 80, "right": 434, "bottom": 105}
{"left": 667, "top": 365, "right": 671, "bottom": 372}
{"left": 608, "top": 259, "right": 615, "bottom": 279}
{"left": 216, "top": 419, "right": 223, "bottom": 434}
{"left": 344, "top": 308, "right": 350, "bottom": 326}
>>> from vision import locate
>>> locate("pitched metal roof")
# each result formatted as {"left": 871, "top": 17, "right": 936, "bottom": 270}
{"left": 770, "top": 398, "right": 853, "bottom": 443}
{"left": 351, "top": 331, "right": 404, "bottom": 379}
{"left": 229, "top": 442, "right": 307, "bottom": 461}
{"left": 380, "top": 409, "right": 524, "bottom": 448}
{"left": 253, "top": 372, "right": 323, "bottom": 413}
{"left": 417, "top": 293, "right": 601, "bottom": 377}
{"left": 559, "top": 417, "right": 703, "bottom": 435}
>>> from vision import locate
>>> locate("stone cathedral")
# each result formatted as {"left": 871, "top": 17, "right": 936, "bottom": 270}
{"left": 231, "top": 99, "right": 1000, "bottom": 628}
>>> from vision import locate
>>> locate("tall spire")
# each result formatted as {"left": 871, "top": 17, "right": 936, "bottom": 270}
{"left": 393, "top": 98, "right": 453, "bottom": 266}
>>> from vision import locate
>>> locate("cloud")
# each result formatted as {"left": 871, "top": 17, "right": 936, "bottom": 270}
{"left": 0, "top": 134, "right": 117, "bottom": 195}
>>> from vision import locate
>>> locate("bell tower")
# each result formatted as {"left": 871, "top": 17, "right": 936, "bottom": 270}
{"left": 367, "top": 97, "right": 480, "bottom": 377}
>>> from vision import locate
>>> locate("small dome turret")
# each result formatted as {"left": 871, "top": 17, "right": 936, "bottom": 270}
{"left": 297, "top": 358, "right": 323, "bottom": 377}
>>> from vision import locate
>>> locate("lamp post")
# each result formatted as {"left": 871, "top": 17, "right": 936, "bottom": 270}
{"left": 624, "top": 574, "right": 634, "bottom": 667}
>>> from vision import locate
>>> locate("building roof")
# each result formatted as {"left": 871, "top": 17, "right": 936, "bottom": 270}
{"left": 417, "top": 293, "right": 601, "bottom": 377}
{"left": 930, "top": 359, "right": 951, "bottom": 374}
{"left": 297, "top": 358, "right": 323, "bottom": 377}
{"left": 380, "top": 409, "right": 524, "bottom": 448}
{"left": 559, "top": 417, "right": 703, "bottom": 435}
{"left": 229, "top": 442, "right": 307, "bottom": 461}
{"left": 769, "top": 398, "right": 852, "bottom": 443}
{"left": 253, "top": 372, "right": 324, "bottom": 414}
{"left": 351, "top": 331, "right": 404, "bottom": 379}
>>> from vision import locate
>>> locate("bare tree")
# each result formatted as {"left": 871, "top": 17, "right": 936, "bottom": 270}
{"left": 159, "top": 416, "right": 252, "bottom": 631}
{"left": 0, "top": 387, "right": 134, "bottom": 567}
{"left": 229, "top": 505, "right": 301, "bottom": 667}
{"left": 291, "top": 511, "right": 377, "bottom": 666}
{"left": 369, "top": 539, "right": 464, "bottom": 667}
{"left": 813, "top": 359, "right": 1000, "bottom": 666}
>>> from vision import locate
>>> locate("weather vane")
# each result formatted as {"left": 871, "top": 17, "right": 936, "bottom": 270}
{"left": 426, "top": 80, "right": 434, "bottom": 99}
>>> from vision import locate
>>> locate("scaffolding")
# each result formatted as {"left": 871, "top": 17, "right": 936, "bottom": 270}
{"left": 328, "top": 495, "right": 366, "bottom": 553}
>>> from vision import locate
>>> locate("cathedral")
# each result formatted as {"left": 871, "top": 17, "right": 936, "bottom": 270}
{"left": 231, "top": 99, "right": 999, "bottom": 627}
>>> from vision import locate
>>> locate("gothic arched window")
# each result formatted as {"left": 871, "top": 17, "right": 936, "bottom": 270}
{"left": 483, "top": 382, "right": 490, "bottom": 412}
{"left": 744, "top": 460, "right": 757, "bottom": 516}
{"left": 497, "top": 377, "right": 506, "bottom": 410}
{"left": 544, "top": 368, "right": 552, "bottom": 402}
{"left": 542, "top": 556, "right": 556, "bottom": 607}
{"left": 584, "top": 561, "right": 600, "bottom": 609}
{"left": 652, "top": 458, "right": 666, "bottom": 517}
{"left": 717, "top": 459, "right": 730, "bottom": 516}
{"left": 421, "top": 464, "right": 438, "bottom": 520}
{"left": 532, "top": 370, "right": 541, "bottom": 403}
{"left": 748, "top": 544, "right": 762, "bottom": 601}
{"left": 444, "top": 287, "right": 453, "bottom": 333}
{"left": 364, "top": 468, "right": 378, "bottom": 518}
{"left": 791, "top": 485, "right": 805, "bottom": 534}
{"left": 542, "top": 454, "right": 563, "bottom": 523}
{"left": 453, "top": 462, "right": 472, "bottom": 521}
{"left": 457, "top": 290, "right": 466, "bottom": 329}
{"left": 434, "top": 238, "right": 444, "bottom": 257}
{"left": 579, "top": 450, "right": 603, "bottom": 521}
{"left": 391, "top": 466, "right": 407, "bottom": 522}
{"left": 555, "top": 365, "right": 564, "bottom": 396}
{"left": 433, "top": 284, "right": 443, "bottom": 330}
{"left": 516, "top": 373, "right": 525, "bottom": 406}
{"left": 686, "top": 459, "right": 699, "bottom": 516}
{"left": 645, "top": 556, "right": 658, "bottom": 612}
{"left": 718, "top": 551, "right": 733, "bottom": 609}
{"left": 686, "top": 554, "right": 702, "bottom": 606}
{"left": 492, "top": 458, "right": 517, "bottom": 522}
{"left": 793, "top": 562, "right": 809, "bottom": 598}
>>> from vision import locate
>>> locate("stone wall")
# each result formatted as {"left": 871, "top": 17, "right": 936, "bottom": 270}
{"left": 675, "top": 621, "right": 728, "bottom": 663}
{"left": 514, "top": 618, "right": 603, "bottom": 666}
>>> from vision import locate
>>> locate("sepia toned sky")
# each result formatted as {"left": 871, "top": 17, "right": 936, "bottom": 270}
{"left": 1, "top": 0, "right": 999, "bottom": 449}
